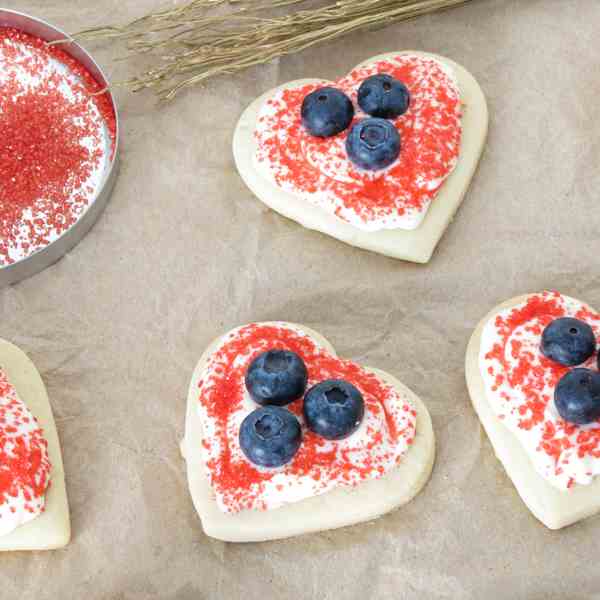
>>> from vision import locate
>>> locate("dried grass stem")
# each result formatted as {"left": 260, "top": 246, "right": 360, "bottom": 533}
{"left": 72, "top": 0, "right": 474, "bottom": 100}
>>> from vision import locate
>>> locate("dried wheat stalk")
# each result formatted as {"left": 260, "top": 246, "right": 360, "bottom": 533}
{"left": 71, "top": 0, "right": 475, "bottom": 100}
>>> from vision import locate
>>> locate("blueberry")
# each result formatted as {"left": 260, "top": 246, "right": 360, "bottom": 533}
{"left": 358, "top": 74, "right": 410, "bottom": 119}
{"left": 554, "top": 368, "right": 600, "bottom": 425}
{"left": 345, "top": 118, "right": 401, "bottom": 171}
{"left": 540, "top": 317, "right": 596, "bottom": 366}
{"left": 245, "top": 349, "right": 308, "bottom": 406}
{"left": 303, "top": 379, "right": 364, "bottom": 440}
{"left": 301, "top": 87, "right": 354, "bottom": 137}
{"left": 239, "top": 406, "right": 302, "bottom": 468}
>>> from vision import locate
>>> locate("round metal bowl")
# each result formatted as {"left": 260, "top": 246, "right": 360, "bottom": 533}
{"left": 0, "top": 8, "right": 120, "bottom": 287}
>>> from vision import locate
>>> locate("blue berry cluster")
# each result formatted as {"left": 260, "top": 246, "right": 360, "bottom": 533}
{"left": 240, "top": 349, "right": 365, "bottom": 467}
{"left": 541, "top": 318, "right": 600, "bottom": 424}
{"left": 300, "top": 74, "right": 410, "bottom": 171}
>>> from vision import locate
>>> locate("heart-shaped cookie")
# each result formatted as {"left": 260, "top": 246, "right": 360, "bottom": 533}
{"left": 466, "top": 292, "right": 600, "bottom": 529}
{"left": 0, "top": 339, "right": 70, "bottom": 550}
{"left": 181, "top": 322, "right": 434, "bottom": 542}
{"left": 233, "top": 51, "right": 487, "bottom": 263}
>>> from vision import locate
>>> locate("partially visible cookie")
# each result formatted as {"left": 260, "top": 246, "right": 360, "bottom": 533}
{"left": 466, "top": 291, "right": 600, "bottom": 529}
{"left": 0, "top": 339, "right": 70, "bottom": 550}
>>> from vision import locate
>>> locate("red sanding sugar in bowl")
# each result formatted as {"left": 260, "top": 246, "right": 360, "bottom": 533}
{"left": 0, "top": 27, "right": 116, "bottom": 266}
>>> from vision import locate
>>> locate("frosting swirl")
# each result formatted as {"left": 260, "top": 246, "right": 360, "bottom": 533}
{"left": 479, "top": 291, "right": 600, "bottom": 489}
{"left": 197, "top": 323, "right": 416, "bottom": 512}
{"left": 254, "top": 54, "right": 462, "bottom": 231}
{"left": 0, "top": 368, "right": 51, "bottom": 536}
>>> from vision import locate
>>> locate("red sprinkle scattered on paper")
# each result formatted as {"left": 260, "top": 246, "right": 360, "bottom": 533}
{"left": 0, "top": 27, "right": 116, "bottom": 265}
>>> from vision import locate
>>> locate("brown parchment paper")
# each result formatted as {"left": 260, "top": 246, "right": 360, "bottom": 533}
{"left": 1, "top": 0, "right": 600, "bottom": 598}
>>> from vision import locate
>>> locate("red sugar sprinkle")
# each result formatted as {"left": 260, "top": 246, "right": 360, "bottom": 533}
{"left": 0, "top": 27, "right": 116, "bottom": 265}
{"left": 198, "top": 324, "right": 416, "bottom": 512}
{"left": 0, "top": 369, "right": 50, "bottom": 514}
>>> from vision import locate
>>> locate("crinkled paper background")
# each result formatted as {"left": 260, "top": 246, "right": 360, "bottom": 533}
{"left": 1, "top": 1, "right": 599, "bottom": 598}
